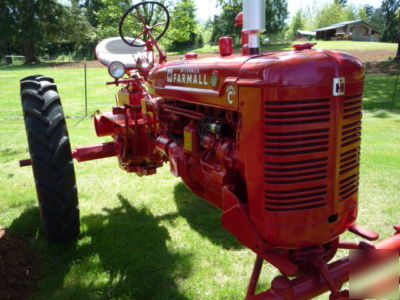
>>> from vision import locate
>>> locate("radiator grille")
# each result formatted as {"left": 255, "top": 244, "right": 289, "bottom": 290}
{"left": 264, "top": 98, "right": 330, "bottom": 211}
{"left": 338, "top": 94, "right": 362, "bottom": 201}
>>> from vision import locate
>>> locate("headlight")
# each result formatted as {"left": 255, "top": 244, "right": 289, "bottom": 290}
{"left": 108, "top": 61, "right": 126, "bottom": 79}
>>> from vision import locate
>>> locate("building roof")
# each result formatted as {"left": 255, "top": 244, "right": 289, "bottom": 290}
{"left": 297, "top": 30, "right": 316, "bottom": 36}
{"left": 315, "top": 20, "right": 380, "bottom": 33}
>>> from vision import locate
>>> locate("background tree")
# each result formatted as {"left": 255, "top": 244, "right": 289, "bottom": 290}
{"left": 96, "top": 0, "right": 172, "bottom": 40}
{"left": 364, "top": 4, "right": 374, "bottom": 17}
{"left": 395, "top": 8, "right": 400, "bottom": 60}
{"left": 334, "top": 0, "right": 348, "bottom": 7}
{"left": 315, "top": 2, "right": 352, "bottom": 28}
{"left": 381, "top": 0, "right": 400, "bottom": 42}
{"left": 211, "top": 0, "right": 241, "bottom": 44}
{"left": 265, "top": 0, "right": 288, "bottom": 36}
{"left": 60, "top": 0, "right": 95, "bottom": 59}
{"left": 287, "top": 10, "right": 304, "bottom": 39}
{"left": 96, "top": 0, "right": 133, "bottom": 38}
{"left": 366, "top": 7, "right": 385, "bottom": 35}
{"left": 166, "top": 0, "right": 201, "bottom": 50}
{"left": 357, "top": 6, "right": 369, "bottom": 21}
{"left": 82, "top": 0, "right": 105, "bottom": 27}
{"left": 0, "top": 0, "right": 93, "bottom": 63}
{"left": 211, "top": 0, "right": 289, "bottom": 44}
{"left": 0, "top": 0, "right": 66, "bottom": 63}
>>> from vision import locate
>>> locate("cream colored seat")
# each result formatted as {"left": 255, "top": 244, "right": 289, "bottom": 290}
{"left": 95, "top": 37, "right": 145, "bottom": 68}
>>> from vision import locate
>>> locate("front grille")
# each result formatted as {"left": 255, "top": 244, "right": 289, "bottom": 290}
{"left": 263, "top": 98, "right": 331, "bottom": 211}
{"left": 338, "top": 94, "right": 362, "bottom": 201}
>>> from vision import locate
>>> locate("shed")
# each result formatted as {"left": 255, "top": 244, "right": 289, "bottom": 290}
{"left": 296, "top": 30, "right": 316, "bottom": 39}
{"left": 315, "top": 20, "right": 380, "bottom": 42}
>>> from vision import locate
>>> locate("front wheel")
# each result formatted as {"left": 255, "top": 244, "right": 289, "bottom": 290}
{"left": 20, "top": 75, "right": 80, "bottom": 242}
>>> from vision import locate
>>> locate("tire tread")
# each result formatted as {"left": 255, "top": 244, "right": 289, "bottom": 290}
{"left": 20, "top": 75, "right": 80, "bottom": 242}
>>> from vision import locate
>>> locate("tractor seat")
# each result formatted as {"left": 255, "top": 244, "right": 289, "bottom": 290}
{"left": 95, "top": 37, "right": 145, "bottom": 68}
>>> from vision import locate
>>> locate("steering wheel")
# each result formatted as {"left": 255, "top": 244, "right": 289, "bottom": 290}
{"left": 119, "top": 1, "right": 170, "bottom": 48}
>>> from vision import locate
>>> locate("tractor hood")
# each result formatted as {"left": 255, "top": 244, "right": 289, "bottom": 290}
{"left": 146, "top": 49, "right": 364, "bottom": 110}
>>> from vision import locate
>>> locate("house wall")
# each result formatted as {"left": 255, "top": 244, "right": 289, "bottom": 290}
{"left": 349, "top": 25, "right": 380, "bottom": 42}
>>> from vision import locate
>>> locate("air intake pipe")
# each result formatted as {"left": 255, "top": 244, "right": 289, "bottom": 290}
{"left": 242, "top": 0, "right": 265, "bottom": 55}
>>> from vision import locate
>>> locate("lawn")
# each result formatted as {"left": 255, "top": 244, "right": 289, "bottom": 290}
{"left": 0, "top": 65, "right": 399, "bottom": 299}
{"left": 0, "top": 65, "right": 119, "bottom": 119}
{"left": 167, "top": 40, "right": 397, "bottom": 54}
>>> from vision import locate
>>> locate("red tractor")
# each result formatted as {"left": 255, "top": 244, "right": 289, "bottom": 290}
{"left": 19, "top": 1, "right": 399, "bottom": 299}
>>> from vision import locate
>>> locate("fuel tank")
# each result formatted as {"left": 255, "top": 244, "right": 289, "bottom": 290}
{"left": 148, "top": 49, "right": 365, "bottom": 248}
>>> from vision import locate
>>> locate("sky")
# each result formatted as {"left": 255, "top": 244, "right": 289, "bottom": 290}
{"left": 196, "top": 0, "right": 384, "bottom": 22}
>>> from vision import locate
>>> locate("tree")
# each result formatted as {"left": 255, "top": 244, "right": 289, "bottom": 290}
{"left": 166, "top": 0, "right": 199, "bottom": 50}
{"left": 0, "top": 0, "right": 93, "bottom": 63}
{"left": 334, "top": 0, "right": 348, "bottom": 7}
{"left": 96, "top": 0, "right": 172, "bottom": 39}
{"left": 367, "top": 7, "right": 385, "bottom": 35}
{"left": 364, "top": 4, "right": 374, "bottom": 17}
{"left": 211, "top": 0, "right": 289, "bottom": 43}
{"left": 313, "top": 1, "right": 369, "bottom": 29}
{"left": 288, "top": 10, "right": 304, "bottom": 39}
{"left": 96, "top": 0, "right": 133, "bottom": 38}
{"left": 82, "top": 0, "right": 105, "bottom": 27}
{"left": 381, "top": 0, "right": 400, "bottom": 42}
{"left": 63, "top": 1, "right": 96, "bottom": 58}
{"left": 395, "top": 8, "right": 400, "bottom": 60}
{"left": 211, "top": 0, "right": 241, "bottom": 44}
{"left": 357, "top": 6, "right": 369, "bottom": 22}
{"left": 265, "top": 0, "right": 288, "bottom": 35}
{"left": 0, "top": 0, "right": 63, "bottom": 63}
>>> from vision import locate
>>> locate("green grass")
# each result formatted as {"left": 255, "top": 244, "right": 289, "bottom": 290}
{"left": 364, "top": 74, "right": 400, "bottom": 110}
{"left": 0, "top": 66, "right": 399, "bottom": 299}
{"left": 0, "top": 65, "right": 119, "bottom": 119}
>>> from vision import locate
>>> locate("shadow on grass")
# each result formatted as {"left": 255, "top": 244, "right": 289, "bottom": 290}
{"left": 76, "top": 194, "right": 191, "bottom": 299}
{"left": 8, "top": 206, "right": 41, "bottom": 237}
{"left": 371, "top": 110, "right": 391, "bottom": 118}
{"left": 173, "top": 182, "right": 242, "bottom": 250}
{"left": 8, "top": 195, "right": 191, "bottom": 299}
{"left": 0, "top": 147, "right": 27, "bottom": 163}
{"left": 363, "top": 75, "right": 400, "bottom": 111}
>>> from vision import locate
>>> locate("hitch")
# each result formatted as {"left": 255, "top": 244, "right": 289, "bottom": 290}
{"left": 19, "top": 142, "right": 117, "bottom": 168}
{"left": 19, "top": 158, "right": 32, "bottom": 167}
{"left": 72, "top": 142, "right": 116, "bottom": 162}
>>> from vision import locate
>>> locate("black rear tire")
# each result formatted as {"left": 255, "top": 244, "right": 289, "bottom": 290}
{"left": 20, "top": 75, "right": 80, "bottom": 242}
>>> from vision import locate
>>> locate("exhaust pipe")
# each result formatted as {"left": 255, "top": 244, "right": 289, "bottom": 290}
{"left": 242, "top": 0, "right": 265, "bottom": 55}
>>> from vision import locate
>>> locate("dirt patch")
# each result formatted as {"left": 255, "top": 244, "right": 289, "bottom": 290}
{"left": 0, "top": 228, "right": 38, "bottom": 300}
{"left": 42, "top": 60, "right": 105, "bottom": 69}
{"left": 341, "top": 49, "right": 396, "bottom": 63}
{"left": 364, "top": 61, "right": 400, "bottom": 75}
